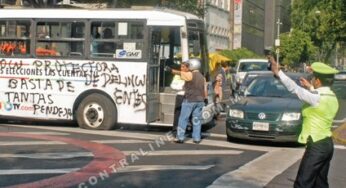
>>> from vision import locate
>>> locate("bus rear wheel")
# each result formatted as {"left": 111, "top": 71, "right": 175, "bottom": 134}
{"left": 76, "top": 93, "right": 117, "bottom": 130}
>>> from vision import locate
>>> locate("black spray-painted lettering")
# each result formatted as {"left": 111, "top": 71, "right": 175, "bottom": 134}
{"left": 56, "top": 80, "right": 75, "bottom": 92}
{"left": 8, "top": 78, "right": 74, "bottom": 93}
{"left": 5, "top": 92, "right": 53, "bottom": 105}
{"left": 33, "top": 104, "right": 72, "bottom": 119}
{"left": 0, "top": 59, "right": 43, "bottom": 76}
{"left": 8, "top": 79, "right": 53, "bottom": 90}
{"left": 114, "top": 88, "right": 146, "bottom": 108}
{"left": 2, "top": 58, "right": 147, "bottom": 109}
{"left": 102, "top": 74, "right": 146, "bottom": 88}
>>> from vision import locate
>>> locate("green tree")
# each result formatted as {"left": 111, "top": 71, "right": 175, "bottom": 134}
{"left": 291, "top": 0, "right": 346, "bottom": 64}
{"left": 279, "top": 29, "right": 317, "bottom": 67}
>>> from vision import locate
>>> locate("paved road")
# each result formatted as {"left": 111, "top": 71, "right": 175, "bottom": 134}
{"left": 0, "top": 120, "right": 345, "bottom": 188}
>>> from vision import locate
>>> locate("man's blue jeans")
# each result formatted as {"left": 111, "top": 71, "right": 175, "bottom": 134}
{"left": 176, "top": 100, "right": 204, "bottom": 141}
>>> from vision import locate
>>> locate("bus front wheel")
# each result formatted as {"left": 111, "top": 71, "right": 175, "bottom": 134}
{"left": 76, "top": 93, "right": 117, "bottom": 130}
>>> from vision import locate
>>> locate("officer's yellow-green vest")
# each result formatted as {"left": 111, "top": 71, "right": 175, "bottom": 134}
{"left": 299, "top": 87, "right": 339, "bottom": 144}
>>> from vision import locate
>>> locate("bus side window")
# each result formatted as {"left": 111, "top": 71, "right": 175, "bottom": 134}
{"left": 98, "top": 28, "right": 115, "bottom": 54}
{"left": 90, "top": 20, "right": 145, "bottom": 59}
{"left": 90, "top": 23, "right": 100, "bottom": 55}
{"left": 0, "top": 20, "right": 31, "bottom": 57}
{"left": 90, "top": 22, "right": 116, "bottom": 57}
{"left": 35, "top": 21, "right": 84, "bottom": 58}
{"left": 118, "top": 22, "right": 144, "bottom": 39}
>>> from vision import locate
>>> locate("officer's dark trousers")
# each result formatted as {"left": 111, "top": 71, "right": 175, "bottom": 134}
{"left": 294, "top": 136, "right": 334, "bottom": 188}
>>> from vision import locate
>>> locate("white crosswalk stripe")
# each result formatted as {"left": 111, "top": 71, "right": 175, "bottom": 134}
{"left": 0, "top": 165, "right": 215, "bottom": 175}
{"left": 0, "top": 152, "right": 93, "bottom": 159}
{"left": 0, "top": 150, "right": 242, "bottom": 160}
{"left": 5, "top": 131, "right": 70, "bottom": 136}
{"left": 0, "top": 139, "right": 150, "bottom": 146}
{"left": 0, "top": 169, "right": 80, "bottom": 175}
{"left": 208, "top": 148, "right": 304, "bottom": 188}
{"left": 124, "top": 150, "right": 242, "bottom": 156}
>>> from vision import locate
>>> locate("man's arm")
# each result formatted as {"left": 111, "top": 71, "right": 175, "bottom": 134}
{"left": 270, "top": 56, "right": 320, "bottom": 106}
{"left": 277, "top": 71, "right": 320, "bottom": 106}
{"left": 179, "top": 71, "right": 193, "bottom": 81}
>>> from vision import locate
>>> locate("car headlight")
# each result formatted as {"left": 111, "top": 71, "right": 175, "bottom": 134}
{"left": 229, "top": 109, "right": 244, "bottom": 119}
{"left": 282, "top": 112, "right": 301, "bottom": 121}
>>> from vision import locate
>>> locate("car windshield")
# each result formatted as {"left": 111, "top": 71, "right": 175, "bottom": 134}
{"left": 239, "top": 61, "right": 268, "bottom": 72}
{"left": 245, "top": 77, "right": 296, "bottom": 98}
{"left": 242, "top": 73, "right": 270, "bottom": 87}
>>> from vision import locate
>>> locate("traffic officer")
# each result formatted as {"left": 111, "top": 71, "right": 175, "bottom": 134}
{"left": 269, "top": 57, "right": 339, "bottom": 188}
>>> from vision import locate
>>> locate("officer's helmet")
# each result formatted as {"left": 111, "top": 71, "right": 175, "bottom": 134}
{"left": 187, "top": 58, "right": 201, "bottom": 71}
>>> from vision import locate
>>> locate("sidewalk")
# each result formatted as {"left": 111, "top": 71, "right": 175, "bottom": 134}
{"left": 333, "top": 122, "right": 346, "bottom": 145}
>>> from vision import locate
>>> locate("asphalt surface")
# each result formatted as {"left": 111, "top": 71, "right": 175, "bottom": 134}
{"left": 0, "top": 123, "right": 264, "bottom": 188}
{"left": 0, "top": 119, "right": 345, "bottom": 188}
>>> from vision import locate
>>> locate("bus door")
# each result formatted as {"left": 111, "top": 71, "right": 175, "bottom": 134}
{"left": 146, "top": 27, "right": 161, "bottom": 123}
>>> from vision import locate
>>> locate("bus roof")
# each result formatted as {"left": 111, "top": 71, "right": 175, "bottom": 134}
{"left": 0, "top": 8, "right": 202, "bottom": 26}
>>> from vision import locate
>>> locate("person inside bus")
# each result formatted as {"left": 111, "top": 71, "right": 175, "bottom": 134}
{"left": 19, "top": 41, "right": 27, "bottom": 55}
{"left": 91, "top": 29, "right": 100, "bottom": 54}
{"left": 36, "top": 44, "right": 58, "bottom": 56}
{"left": 99, "top": 28, "right": 115, "bottom": 54}
{"left": 13, "top": 41, "right": 21, "bottom": 55}
{"left": 3, "top": 41, "right": 16, "bottom": 56}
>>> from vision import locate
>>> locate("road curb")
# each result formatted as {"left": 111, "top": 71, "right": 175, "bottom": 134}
{"left": 333, "top": 122, "right": 346, "bottom": 145}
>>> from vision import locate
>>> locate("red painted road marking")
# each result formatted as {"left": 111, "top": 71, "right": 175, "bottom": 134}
{"left": 0, "top": 132, "right": 125, "bottom": 188}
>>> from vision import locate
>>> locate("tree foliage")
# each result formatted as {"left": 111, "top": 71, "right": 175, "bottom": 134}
{"left": 279, "top": 29, "right": 317, "bottom": 66}
{"left": 290, "top": 0, "right": 346, "bottom": 64}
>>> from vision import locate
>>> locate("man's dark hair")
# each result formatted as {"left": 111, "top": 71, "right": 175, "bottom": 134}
{"left": 313, "top": 72, "right": 334, "bottom": 86}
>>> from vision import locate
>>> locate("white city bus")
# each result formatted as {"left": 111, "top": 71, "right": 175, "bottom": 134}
{"left": 0, "top": 8, "right": 210, "bottom": 130}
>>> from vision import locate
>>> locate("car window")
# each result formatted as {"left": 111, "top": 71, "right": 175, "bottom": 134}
{"left": 245, "top": 77, "right": 295, "bottom": 98}
{"left": 243, "top": 74, "right": 258, "bottom": 86}
{"left": 239, "top": 62, "right": 268, "bottom": 72}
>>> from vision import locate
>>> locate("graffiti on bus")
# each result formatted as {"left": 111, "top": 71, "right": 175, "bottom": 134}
{"left": 0, "top": 59, "right": 147, "bottom": 119}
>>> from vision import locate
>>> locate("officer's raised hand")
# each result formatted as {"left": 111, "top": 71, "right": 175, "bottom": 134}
{"left": 299, "top": 77, "right": 313, "bottom": 90}
{"left": 269, "top": 56, "right": 280, "bottom": 76}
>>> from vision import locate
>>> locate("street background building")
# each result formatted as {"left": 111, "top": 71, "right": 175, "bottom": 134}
{"left": 203, "top": 0, "right": 230, "bottom": 52}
